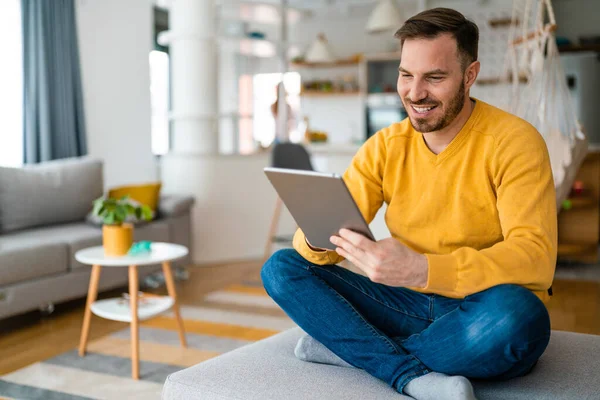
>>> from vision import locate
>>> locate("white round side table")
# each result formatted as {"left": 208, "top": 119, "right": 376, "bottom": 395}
{"left": 75, "top": 242, "right": 188, "bottom": 380}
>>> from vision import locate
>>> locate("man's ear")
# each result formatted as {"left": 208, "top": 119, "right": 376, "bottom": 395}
{"left": 464, "top": 60, "right": 480, "bottom": 90}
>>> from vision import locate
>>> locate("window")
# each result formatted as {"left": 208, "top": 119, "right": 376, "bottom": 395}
{"left": 247, "top": 72, "right": 301, "bottom": 150}
{"left": 150, "top": 6, "right": 170, "bottom": 156}
{"left": 149, "top": 50, "right": 170, "bottom": 155}
{"left": 0, "top": 0, "right": 23, "bottom": 167}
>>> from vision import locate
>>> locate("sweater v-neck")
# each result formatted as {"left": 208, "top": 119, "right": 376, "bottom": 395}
{"left": 417, "top": 99, "right": 481, "bottom": 165}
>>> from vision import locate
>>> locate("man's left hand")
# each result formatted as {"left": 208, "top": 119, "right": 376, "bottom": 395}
{"left": 331, "top": 229, "right": 429, "bottom": 288}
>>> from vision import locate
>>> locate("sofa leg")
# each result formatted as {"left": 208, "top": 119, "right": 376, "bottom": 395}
{"left": 142, "top": 273, "right": 163, "bottom": 289}
{"left": 39, "top": 302, "right": 55, "bottom": 316}
{"left": 174, "top": 266, "right": 189, "bottom": 281}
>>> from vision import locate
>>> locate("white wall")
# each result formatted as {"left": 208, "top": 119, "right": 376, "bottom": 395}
{"left": 76, "top": 0, "right": 158, "bottom": 189}
{"left": 160, "top": 153, "right": 297, "bottom": 264}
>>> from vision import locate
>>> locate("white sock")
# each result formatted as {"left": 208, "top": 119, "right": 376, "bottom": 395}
{"left": 294, "top": 335, "right": 353, "bottom": 368}
{"left": 404, "top": 372, "right": 477, "bottom": 400}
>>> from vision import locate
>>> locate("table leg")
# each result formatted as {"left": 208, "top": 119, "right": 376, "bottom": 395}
{"left": 129, "top": 265, "right": 140, "bottom": 380}
{"left": 79, "top": 265, "right": 102, "bottom": 357}
{"left": 162, "top": 261, "right": 187, "bottom": 347}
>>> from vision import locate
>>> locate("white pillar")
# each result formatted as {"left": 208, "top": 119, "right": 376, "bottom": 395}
{"left": 168, "top": 0, "right": 218, "bottom": 154}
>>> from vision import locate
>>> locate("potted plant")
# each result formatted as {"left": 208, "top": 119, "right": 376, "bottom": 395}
{"left": 92, "top": 196, "right": 153, "bottom": 256}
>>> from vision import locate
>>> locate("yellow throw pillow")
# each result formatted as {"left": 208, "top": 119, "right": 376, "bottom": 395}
{"left": 108, "top": 182, "right": 162, "bottom": 211}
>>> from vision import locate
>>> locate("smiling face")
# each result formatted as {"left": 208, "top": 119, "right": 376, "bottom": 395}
{"left": 397, "top": 33, "right": 470, "bottom": 133}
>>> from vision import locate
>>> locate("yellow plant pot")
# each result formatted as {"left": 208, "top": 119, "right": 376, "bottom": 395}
{"left": 102, "top": 223, "right": 134, "bottom": 256}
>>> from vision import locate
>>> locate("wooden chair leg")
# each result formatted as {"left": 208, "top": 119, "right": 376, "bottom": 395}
{"left": 129, "top": 265, "right": 140, "bottom": 380}
{"left": 264, "top": 196, "right": 283, "bottom": 263}
{"left": 79, "top": 265, "right": 102, "bottom": 357}
{"left": 162, "top": 261, "right": 187, "bottom": 347}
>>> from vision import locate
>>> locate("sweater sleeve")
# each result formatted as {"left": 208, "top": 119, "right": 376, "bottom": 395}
{"left": 424, "top": 126, "right": 557, "bottom": 296}
{"left": 293, "top": 132, "right": 387, "bottom": 265}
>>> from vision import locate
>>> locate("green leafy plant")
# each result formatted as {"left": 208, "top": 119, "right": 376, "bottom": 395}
{"left": 92, "top": 196, "right": 153, "bottom": 225}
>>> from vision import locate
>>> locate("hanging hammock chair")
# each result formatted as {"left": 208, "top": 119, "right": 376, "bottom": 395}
{"left": 502, "top": 0, "right": 588, "bottom": 211}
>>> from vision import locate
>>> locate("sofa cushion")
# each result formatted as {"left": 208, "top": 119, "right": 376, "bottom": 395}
{"left": 0, "top": 220, "right": 172, "bottom": 274}
{"left": 158, "top": 195, "right": 195, "bottom": 218}
{"left": 133, "top": 219, "right": 170, "bottom": 243}
{"left": 163, "top": 327, "right": 600, "bottom": 400}
{"left": 0, "top": 238, "right": 68, "bottom": 286}
{"left": 1, "top": 222, "right": 103, "bottom": 272}
{"left": 163, "top": 327, "right": 410, "bottom": 400}
{"left": 108, "top": 182, "right": 162, "bottom": 211}
{"left": 0, "top": 157, "right": 103, "bottom": 233}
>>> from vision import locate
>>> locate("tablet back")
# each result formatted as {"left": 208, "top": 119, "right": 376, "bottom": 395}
{"left": 264, "top": 167, "right": 375, "bottom": 250}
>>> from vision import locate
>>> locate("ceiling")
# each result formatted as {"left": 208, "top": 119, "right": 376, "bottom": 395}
{"left": 156, "top": 0, "right": 434, "bottom": 19}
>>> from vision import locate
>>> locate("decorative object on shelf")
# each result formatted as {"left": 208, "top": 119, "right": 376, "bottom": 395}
{"left": 561, "top": 199, "right": 573, "bottom": 211}
{"left": 290, "top": 55, "right": 362, "bottom": 68}
{"left": 572, "top": 180, "right": 585, "bottom": 195}
{"left": 92, "top": 196, "right": 153, "bottom": 256}
{"left": 301, "top": 74, "right": 359, "bottom": 95}
{"left": 366, "top": 0, "right": 403, "bottom": 34}
{"left": 560, "top": 180, "right": 596, "bottom": 211}
{"left": 304, "top": 33, "right": 336, "bottom": 63}
{"left": 305, "top": 130, "right": 328, "bottom": 143}
{"left": 298, "top": 116, "right": 327, "bottom": 143}
{"left": 555, "top": 151, "right": 600, "bottom": 263}
{"left": 302, "top": 79, "right": 333, "bottom": 92}
{"left": 246, "top": 31, "right": 265, "bottom": 40}
{"left": 117, "top": 291, "right": 154, "bottom": 307}
{"left": 339, "top": 74, "right": 359, "bottom": 92}
{"left": 129, "top": 241, "right": 153, "bottom": 256}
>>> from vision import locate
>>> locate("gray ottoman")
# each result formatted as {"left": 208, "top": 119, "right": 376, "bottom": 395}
{"left": 163, "top": 328, "right": 600, "bottom": 399}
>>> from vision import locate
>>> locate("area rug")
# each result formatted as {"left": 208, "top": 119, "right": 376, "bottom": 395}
{"left": 0, "top": 282, "right": 295, "bottom": 400}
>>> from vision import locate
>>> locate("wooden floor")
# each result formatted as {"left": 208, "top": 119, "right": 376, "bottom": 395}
{"left": 0, "top": 261, "right": 261, "bottom": 376}
{"left": 1, "top": 261, "right": 599, "bottom": 376}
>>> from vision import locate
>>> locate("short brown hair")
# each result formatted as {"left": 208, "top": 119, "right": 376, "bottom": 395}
{"left": 394, "top": 8, "right": 479, "bottom": 69}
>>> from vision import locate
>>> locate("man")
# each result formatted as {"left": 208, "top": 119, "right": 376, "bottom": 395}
{"left": 261, "top": 7, "right": 556, "bottom": 400}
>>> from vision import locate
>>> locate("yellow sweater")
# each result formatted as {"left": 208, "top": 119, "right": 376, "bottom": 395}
{"left": 293, "top": 99, "right": 557, "bottom": 303}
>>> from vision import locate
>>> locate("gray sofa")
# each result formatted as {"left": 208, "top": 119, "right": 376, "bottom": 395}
{"left": 163, "top": 327, "right": 600, "bottom": 399}
{"left": 0, "top": 157, "right": 194, "bottom": 320}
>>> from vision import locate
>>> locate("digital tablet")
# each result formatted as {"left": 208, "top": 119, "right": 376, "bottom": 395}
{"left": 264, "top": 167, "right": 375, "bottom": 250}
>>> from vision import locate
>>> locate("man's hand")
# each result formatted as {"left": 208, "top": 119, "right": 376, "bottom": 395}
{"left": 331, "top": 229, "right": 429, "bottom": 288}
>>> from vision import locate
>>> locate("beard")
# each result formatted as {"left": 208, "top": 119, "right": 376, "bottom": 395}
{"left": 405, "top": 81, "right": 466, "bottom": 133}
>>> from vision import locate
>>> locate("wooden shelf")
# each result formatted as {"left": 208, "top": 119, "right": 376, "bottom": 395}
{"left": 558, "top": 242, "right": 598, "bottom": 257}
{"left": 476, "top": 75, "right": 528, "bottom": 86}
{"left": 557, "top": 152, "right": 600, "bottom": 263}
{"left": 558, "top": 44, "right": 600, "bottom": 53}
{"left": 564, "top": 196, "right": 597, "bottom": 210}
{"left": 291, "top": 59, "right": 360, "bottom": 68}
{"left": 300, "top": 90, "right": 361, "bottom": 97}
{"left": 488, "top": 18, "right": 517, "bottom": 28}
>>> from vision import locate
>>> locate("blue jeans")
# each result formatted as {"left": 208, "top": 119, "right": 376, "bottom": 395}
{"left": 261, "top": 249, "right": 551, "bottom": 393}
